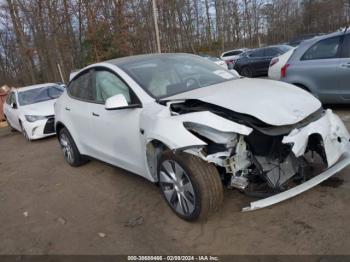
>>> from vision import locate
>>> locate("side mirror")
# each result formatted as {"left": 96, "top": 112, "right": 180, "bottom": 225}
{"left": 11, "top": 102, "right": 17, "bottom": 109}
{"left": 105, "top": 94, "right": 128, "bottom": 110}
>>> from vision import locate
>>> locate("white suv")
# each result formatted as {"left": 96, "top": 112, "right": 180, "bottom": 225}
{"left": 220, "top": 48, "right": 248, "bottom": 69}
{"left": 55, "top": 53, "right": 350, "bottom": 221}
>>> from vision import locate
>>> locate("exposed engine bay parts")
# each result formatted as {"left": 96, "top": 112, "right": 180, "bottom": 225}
{"left": 157, "top": 104, "right": 349, "bottom": 211}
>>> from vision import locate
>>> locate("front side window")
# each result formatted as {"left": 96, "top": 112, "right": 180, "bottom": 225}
{"left": 18, "top": 85, "right": 63, "bottom": 106}
{"left": 119, "top": 54, "right": 237, "bottom": 99}
{"left": 302, "top": 36, "right": 341, "bottom": 60}
{"left": 68, "top": 71, "right": 93, "bottom": 101}
{"left": 93, "top": 70, "right": 133, "bottom": 104}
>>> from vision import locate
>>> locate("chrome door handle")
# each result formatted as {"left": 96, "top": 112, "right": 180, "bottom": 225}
{"left": 92, "top": 112, "right": 100, "bottom": 117}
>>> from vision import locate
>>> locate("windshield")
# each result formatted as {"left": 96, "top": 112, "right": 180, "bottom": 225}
{"left": 18, "top": 85, "right": 64, "bottom": 106}
{"left": 119, "top": 54, "right": 237, "bottom": 99}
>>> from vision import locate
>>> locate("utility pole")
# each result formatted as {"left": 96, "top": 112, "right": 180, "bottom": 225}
{"left": 152, "top": 0, "right": 161, "bottom": 53}
{"left": 57, "top": 63, "right": 65, "bottom": 83}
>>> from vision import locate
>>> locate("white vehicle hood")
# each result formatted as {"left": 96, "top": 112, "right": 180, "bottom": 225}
{"left": 20, "top": 99, "right": 56, "bottom": 116}
{"left": 165, "top": 78, "right": 322, "bottom": 126}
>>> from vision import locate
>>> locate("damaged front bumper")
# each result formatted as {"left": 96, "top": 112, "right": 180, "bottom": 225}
{"left": 242, "top": 147, "right": 350, "bottom": 211}
{"left": 243, "top": 109, "right": 350, "bottom": 212}
{"left": 283, "top": 109, "right": 350, "bottom": 167}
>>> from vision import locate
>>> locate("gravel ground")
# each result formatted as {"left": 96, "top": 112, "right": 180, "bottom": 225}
{"left": 0, "top": 107, "right": 350, "bottom": 255}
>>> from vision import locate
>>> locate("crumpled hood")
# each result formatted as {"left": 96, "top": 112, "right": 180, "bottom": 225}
{"left": 20, "top": 99, "right": 56, "bottom": 116}
{"left": 165, "top": 78, "right": 322, "bottom": 126}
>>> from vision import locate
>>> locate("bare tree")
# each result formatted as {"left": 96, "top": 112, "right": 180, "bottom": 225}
{"left": 0, "top": 0, "right": 348, "bottom": 87}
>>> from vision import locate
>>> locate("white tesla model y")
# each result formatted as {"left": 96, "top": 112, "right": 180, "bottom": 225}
{"left": 55, "top": 53, "right": 350, "bottom": 221}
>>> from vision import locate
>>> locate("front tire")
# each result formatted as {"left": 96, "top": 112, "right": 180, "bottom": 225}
{"left": 58, "top": 128, "right": 88, "bottom": 167}
{"left": 19, "top": 121, "right": 30, "bottom": 141}
{"left": 158, "top": 150, "right": 223, "bottom": 221}
{"left": 4, "top": 116, "right": 15, "bottom": 132}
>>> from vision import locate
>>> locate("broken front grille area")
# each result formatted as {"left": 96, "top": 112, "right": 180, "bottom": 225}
{"left": 43, "top": 116, "right": 55, "bottom": 134}
{"left": 245, "top": 129, "right": 292, "bottom": 160}
{"left": 242, "top": 130, "right": 328, "bottom": 191}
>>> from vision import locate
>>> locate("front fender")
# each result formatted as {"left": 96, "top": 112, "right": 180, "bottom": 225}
{"left": 145, "top": 111, "right": 253, "bottom": 150}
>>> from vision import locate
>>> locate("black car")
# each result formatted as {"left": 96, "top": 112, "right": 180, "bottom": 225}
{"left": 234, "top": 45, "right": 292, "bottom": 77}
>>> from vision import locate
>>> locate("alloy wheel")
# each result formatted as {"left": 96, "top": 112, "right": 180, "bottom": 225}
{"left": 159, "top": 160, "right": 196, "bottom": 216}
{"left": 241, "top": 67, "right": 253, "bottom": 77}
{"left": 59, "top": 133, "right": 74, "bottom": 164}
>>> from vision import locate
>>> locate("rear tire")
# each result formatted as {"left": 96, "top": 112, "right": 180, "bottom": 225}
{"left": 158, "top": 150, "right": 223, "bottom": 221}
{"left": 240, "top": 66, "right": 254, "bottom": 78}
{"left": 58, "top": 127, "right": 88, "bottom": 167}
{"left": 4, "top": 116, "right": 15, "bottom": 132}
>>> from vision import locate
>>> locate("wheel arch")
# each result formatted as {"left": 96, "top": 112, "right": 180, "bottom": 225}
{"left": 292, "top": 83, "right": 319, "bottom": 99}
{"left": 145, "top": 139, "right": 172, "bottom": 181}
{"left": 55, "top": 121, "right": 66, "bottom": 136}
{"left": 145, "top": 138, "right": 206, "bottom": 181}
{"left": 18, "top": 118, "right": 24, "bottom": 130}
{"left": 293, "top": 83, "right": 311, "bottom": 92}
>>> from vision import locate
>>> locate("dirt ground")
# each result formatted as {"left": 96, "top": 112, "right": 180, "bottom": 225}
{"left": 0, "top": 108, "right": 350, "bottom": 255}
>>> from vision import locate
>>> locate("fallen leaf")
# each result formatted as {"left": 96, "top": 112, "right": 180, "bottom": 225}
{"left": 57, "top": 217, "right": 67, "bottom": 225}
{"left": 98, "top": 232, "right": 106, "bottom": 238}
{"left": 125, "top": 216, "right": 144, "bottom": 227}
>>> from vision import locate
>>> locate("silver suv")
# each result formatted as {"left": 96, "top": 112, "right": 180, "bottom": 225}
{"left": 282, "top": 30, "right": 350, "bottom": 104}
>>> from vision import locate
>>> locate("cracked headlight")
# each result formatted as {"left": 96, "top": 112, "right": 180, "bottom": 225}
{"left": 184, "top": 122, "right": 237, "bottom": 145}
{"left": 25, "top": 115, "right": 47, "bottom": 122}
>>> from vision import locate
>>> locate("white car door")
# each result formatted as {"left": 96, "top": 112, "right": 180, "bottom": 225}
{"left": 64, "top": 70, "right": 96, "bottom": 155}
{"left": 87, "top": 68, "right": 145, "bottom": 175}
{"left": 4, "top": 92, "right": 21, "bottom": 130}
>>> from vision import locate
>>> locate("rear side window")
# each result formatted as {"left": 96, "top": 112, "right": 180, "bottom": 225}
{"left": 68, "top": 71, "right": 93, "bottom": 101}
{"left": 223, "top": 51, "right": 242, "bottom": 57}
{"left": 341, "top": 34, "right": 350, "bottom": 58}
{"left": 7, "top": 92, "right": 16, "bottom": 105}
{"left": 11, "top": 93, "right": 16, "bottom": 104}
{"left": 302, "top": 36, "right": 341, "bottom": 60}
{"left": 265, "top": 48, "right": 281, "bottom": 57}
{"left": 249, "top": 49, "right": 265, "bottom": 57}
{"left": 6, "top": 93, "right": 13, "bottom": 105}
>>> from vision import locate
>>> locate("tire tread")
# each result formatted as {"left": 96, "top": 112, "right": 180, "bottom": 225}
{"left": 59, "top": 128, "right": 88, "bottom": 167}
{"left": 160, "top": 150, "right": 223, "bottom": 221}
